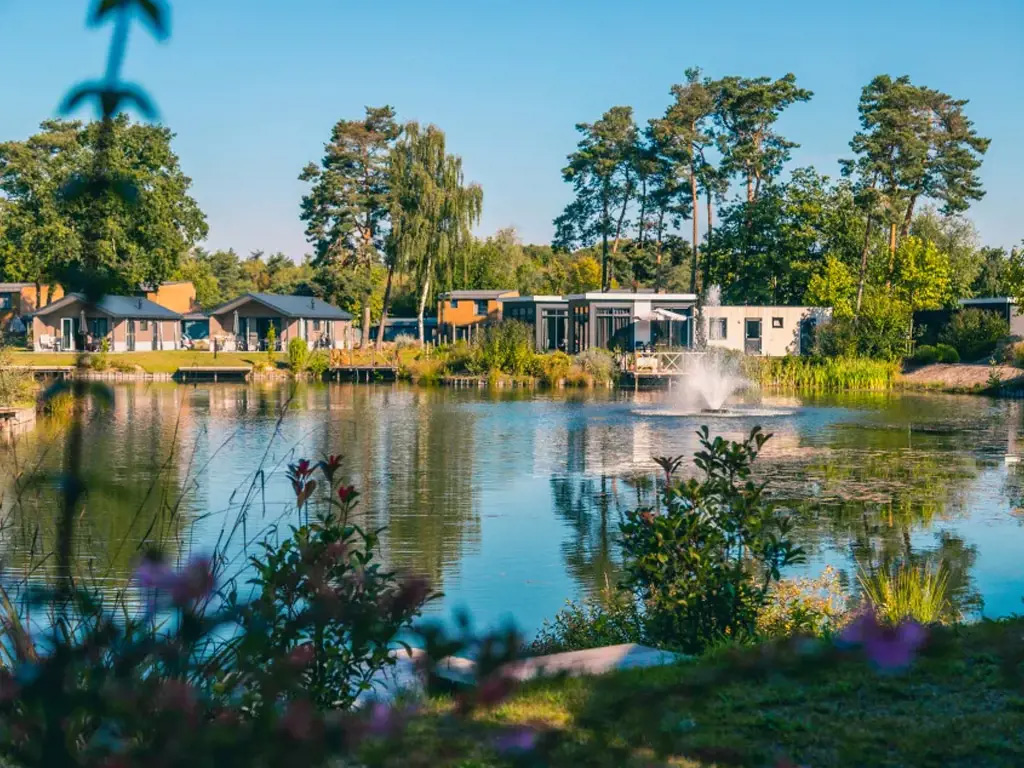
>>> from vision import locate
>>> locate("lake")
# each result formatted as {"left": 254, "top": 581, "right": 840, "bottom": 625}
{"left": 2, "top": 381, "right": 1023, "bottom": 635}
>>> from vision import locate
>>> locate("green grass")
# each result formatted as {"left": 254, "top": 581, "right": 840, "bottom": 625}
{"left": 860, "top": 566, "right": 953, "bottom": 625}
{"left": 381, "top": 618, "right": 1024, "bottom": 767}
{"left": 746, "top": 356, "right": 899, "bottom": 392}
{"left": 7, "top": 350, "right": 286, "bottom": 374}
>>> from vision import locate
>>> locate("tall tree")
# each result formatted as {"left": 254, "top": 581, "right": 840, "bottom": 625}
{"left": 843, "top": 75, "right": 989, "bottom": 309}
{"left": 713, "top": 74, "right": 813, "bottom": 203}
{"left": 554, "top": 106, "right": 638, "bottom": 290}
{"left": 300, "top": 106, "right": 400, "bottom": 346}
{"left": 387, "top": 122, "right": 483, "bottom": 344}
{"left": 0, "top": 120, "right": 84, "bottom": 305}
{"left": 650, "top": 68, "right": 716, "bottom": 292}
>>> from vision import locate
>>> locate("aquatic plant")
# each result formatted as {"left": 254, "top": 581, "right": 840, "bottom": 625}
{"left": 747, "top": 355, "right": 898, "bottom": 391}
{"left": 858, "top": 564, "right": 953, "bottom": 625}
{"left": 0, "top": 344, "right": 36, "bottom": 408}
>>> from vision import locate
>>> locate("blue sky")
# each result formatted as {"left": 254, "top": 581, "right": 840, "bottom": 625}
{"left": 1, "top": 0, "right": 1022, "bottom": 258}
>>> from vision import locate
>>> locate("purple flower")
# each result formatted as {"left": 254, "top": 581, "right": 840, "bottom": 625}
{"left": 134, "top": 555, "right": 215, "bottom": 607}
{"left": 494, "top": 726, "right": 537, "bottom": 754}
{"left": 838, "top": 611, "right": 928, "bottom": 670}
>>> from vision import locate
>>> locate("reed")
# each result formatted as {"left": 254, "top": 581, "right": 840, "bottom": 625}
{"left": 746, "top": 356, "right": 898, "bottom": 392}
{"left": 859, "top": 564, "right": 952, "bottom": 625}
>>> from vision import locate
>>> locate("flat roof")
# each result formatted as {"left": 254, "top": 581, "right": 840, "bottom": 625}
{"left": 501, "top": 295, "right": 567, "bottom": 303}
{"left": 566, "top": 292, "right": 698, "bottom": 301}
{"left": 0, "top": 283, "right": 35, "bottom": 291}
{"left": 440, "top": 290, "right": 519, "bottom": 300}
{"left": 961, "top": 297, "right": 1014, "bottom": 306}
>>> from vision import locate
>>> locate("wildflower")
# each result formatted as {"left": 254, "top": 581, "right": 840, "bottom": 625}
{"left": 494, "top": 726, "right": 537, "bottom": 753}
{"left": 386, "top": 575, "right": 432, "bottom": 618}
{"left": 135, "top": 554, "right": 215, "bottom": 607}
{"left": 337, "top": 484, "right": 356, "bottom": 503}
{"left": 292, "top": 459, "right": 313, "bottom": 477}
{"left": 838, "top": 611, "right": 928, "bottom": 670}
{"left": 320, "top": 454, "right": 342, "bottom": 482}
{"left": 366, "top": 701, "right": 399, "bottom": 736}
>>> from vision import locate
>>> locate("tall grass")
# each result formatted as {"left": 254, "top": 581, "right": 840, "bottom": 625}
{"left": 859, "top": 565, "right": 952, "bottom": 625}
{"left": 747, "top": 356, "right": 898, "bottom": 392}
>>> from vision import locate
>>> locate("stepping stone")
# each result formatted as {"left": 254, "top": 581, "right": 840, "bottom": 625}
{"left": 498, "top": 643, "right": 686, "bottom": 682}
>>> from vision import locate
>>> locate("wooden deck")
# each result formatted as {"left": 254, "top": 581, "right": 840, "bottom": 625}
{"left": 3, "top": 365, "right": 76, "bottom": 379}
{"left": 176, "top": 366, "right": 252, "bottom": 382}
{"left": 327, "top": 366, "right": 399, "bottom": 382}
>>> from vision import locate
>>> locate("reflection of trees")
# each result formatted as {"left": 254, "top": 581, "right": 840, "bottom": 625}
{"left": 550, "top": 475, "right": 622, "bottom": 596}
{"left": 0, "top": 384, "right": 189, "bottom": 583}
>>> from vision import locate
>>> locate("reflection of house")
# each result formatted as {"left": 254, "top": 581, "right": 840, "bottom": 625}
{"left": 437, "top": 290, "right": 518, "bottom": 341}
{"left": 501, "top": 296, "right": 569, "bottom": 351}
{"left": 0, "top": 282, "right": 65, "bottom": 331}
{"left": 31, "top": 293, "right": 182, "bottom": 351}
{"left": 567, "top": 292, "right": 698, "bottom": 352}
{"left": 703, "top": 306, "right": 829, "bottom": 356}
{"left": 208, "top": 293, "right": 353, "bottom": 351}
{"left": 371, "top": 317, "right": 437, "bottom": 344}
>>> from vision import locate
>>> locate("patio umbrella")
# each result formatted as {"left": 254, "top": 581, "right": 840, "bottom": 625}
{"left": 233, "top": 310, "right": 240, "bottom": 345}
{"left": 79, "top": 309, "right": 87, "bottom": 350}
{"left": 155, "top": 318, "right": 162, "bottom": 350}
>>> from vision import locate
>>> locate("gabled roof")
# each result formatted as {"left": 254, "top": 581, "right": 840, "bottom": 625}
{"left": 31, "top": 293, "right": 181, "bottom": 319}
{"left": 210, "top": 292, "right": 352, "bottom": 320}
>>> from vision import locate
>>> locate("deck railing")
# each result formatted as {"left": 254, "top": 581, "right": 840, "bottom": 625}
{"left": 626, "top": 349, "right": 706, "bottom": 374}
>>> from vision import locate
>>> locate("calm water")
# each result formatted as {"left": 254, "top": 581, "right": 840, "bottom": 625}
{"left": 3, "top": 382, "right": 1024, "bottom": 634}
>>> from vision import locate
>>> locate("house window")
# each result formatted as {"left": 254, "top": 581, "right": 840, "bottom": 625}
{"left": 542, "top": 308, "right": 567, "bottom": 351}
{"left": 709, "top": 318, "right": 727, "bottom": 340}
{"left": 139, "top": 320, "right": 149, "bottom": 331}
{"left": 595, "top": 306, "right": 632, "bottom": 350}
{"left": 506, "top": 305, "right": 535, "bottom": 325}
{"left": 313, "top": 319, "right": 321, "bottom": 331}
{"left": 772, "top": 317, "right": 784, "bottom": 329}
{"left": 0, "top": 294, "right": 11, "bottom": 310}
{"left": 475, "top": 300, "right": 489, "bottom": 316}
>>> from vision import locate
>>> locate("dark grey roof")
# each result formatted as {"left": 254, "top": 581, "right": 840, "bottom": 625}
{"left": 32, "top": 293, "right": 181, "bottom": 319}
{"left": 211, "top": 292, "right": 352, "bottom": 320}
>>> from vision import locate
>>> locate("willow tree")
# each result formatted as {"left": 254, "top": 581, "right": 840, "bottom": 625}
{"left": 385, "top": 122, "right": 482, "bottom": 345}
{"left": 300, "top": 106, "right": 400, "bottom": 346}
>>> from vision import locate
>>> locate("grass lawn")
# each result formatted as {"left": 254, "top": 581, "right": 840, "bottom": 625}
{"left": 377, "top": 618, "right": 1024, "bottom": 767}
{"left": 6, "top": 350, "right": 286, "bottom": 373}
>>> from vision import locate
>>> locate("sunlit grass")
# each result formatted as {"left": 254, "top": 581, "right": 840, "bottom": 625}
{"left": 747, "top": 356, "right": 899, "bottom": 391}
{"left": 859, "top": 564, "right": 953, "bottom": 625}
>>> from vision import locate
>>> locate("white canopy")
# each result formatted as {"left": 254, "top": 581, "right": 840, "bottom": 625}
{"left": 634, "top": 307, "right": 690, "bottom": 323}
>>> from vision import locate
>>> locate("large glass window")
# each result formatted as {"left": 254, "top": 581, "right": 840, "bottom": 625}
{"left": 541, "top": 308, "right": 567, "bottom": 350}
{"left": 572, "top": 305, "right": 589, "bottom": 352}
{"left": 709, "top": 317, "right": 727, "bottom": 340}
{"left": 505, "top": 305, "right": 535, "bottom": 325}
{"left": 87, "top": 317, "right": 109, "bottom": 339}
{"left": 595, "top": 306, "right": 632, "bottom": 350}
{"left": 475, "top": 300, "right": 489, "bottom": 316}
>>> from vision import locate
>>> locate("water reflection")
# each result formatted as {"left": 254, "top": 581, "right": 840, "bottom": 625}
{"left": 1, "top": 384, "right": 1023, "bottom": 632}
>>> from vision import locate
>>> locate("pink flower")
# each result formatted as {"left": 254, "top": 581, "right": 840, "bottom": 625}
{"left": 319, "top": 454, "right": 342, "bottom": 481}
{"left": 135, "top": 555, "right": 215, "bottom": 607}
{"left": 338, "top": 485, "right": 356, "bottom": 503}
{"left": 366, "top": 701, "right": 398, "bottom": 736}
{"left": 838, "top": 611, "right": 928, "bottom": 670}
{"left": 289, "top": 643, "right": 315, "bottom": 668}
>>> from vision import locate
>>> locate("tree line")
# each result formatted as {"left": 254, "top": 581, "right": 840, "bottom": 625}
{"left": 1, "top": 70, "right": 1020, "bottom": 357}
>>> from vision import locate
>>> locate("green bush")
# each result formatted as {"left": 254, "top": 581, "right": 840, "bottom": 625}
{"left": 757, "top": 566, "right": 851, "bottom": 638}
{"left": 935, "top": 343, "right": 960, "bottom": 363}
{"left": 619, "top": 427, "right": 805, "bottom": 653}
{"left": 529, "top": 587, "right": 643, "bottom": 656}
{"left": 748, "top": 356, "right": 897, "bottom": 391}
{"left": 816, "top": 292, "right": 910, "bottom": 360}
{"left": 287, "top": 337, "right": 309, "bottom": 373}
{"left": 477, "top": 320, "right": 535, "bottom": 375}
{"left": 912, "top": 345, "right": 939, "bottom": 365}
{"left": 307, "top": 350, "right": 329, "bottom": 378}
{"left": 0, "top": 346, "right": 36, "bottom": 407}
{"left": 575, "top": 348, "right": 616, "bottom": 384}
{"left": 939, "top": 308, "right": 1009, "bottom": 362}
{"left": 859, "top": 565, "right": 953, "bottom": 625}
{"left": 538, "top": 350, "right": 572, "bottom": 385}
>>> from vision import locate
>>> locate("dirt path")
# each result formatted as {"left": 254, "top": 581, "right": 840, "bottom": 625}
{"left": 900, "top": 362, "right": 1024, "bottom": 390}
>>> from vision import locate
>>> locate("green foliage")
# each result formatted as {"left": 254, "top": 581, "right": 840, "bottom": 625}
{"left": 0, "top": 345, "right": 36, "bottom": 407}
{"left": 476, "top": 320, "right": 535, "bottom": 375}
{"left": 757, "top": 566, "right": 850, "bottom": 638}
{"left": 816, "top": 290, "right": 911, "bottom": 360}
{"left": 748, "top": 355, "right": 897, "bottom": 391}
{"left": 307, "top": 350, "right": 329, "bottom": 378}
{"left": 529, "top": 587, "right": 643, "bottom": 656}
{"left": 912, "top": 345, "right": 939, "bottom": 365}
{"left": 265, "top": 324, "right": 277, "bottom": 362}
{"left": 935, "top": 343, "right": 960, "bottom": 363}
{"left": 538, "top": 350, "right": 572, "bottom": 385}
{"left": 891, "top": 235, "right": 952, "bottom": 311}
{"left": 805, "top": 253, "right": 857, "bottom": 318}
{"left": 939, "top": 307, "right": 1009, "bottom": 361}
{"left": 619, "top": 427, "right": 804, "bottom": 652}
{"left": 287, "top": 336, "right": 309, "bottom": 373}
{"left": 574, "top": 347, "right": 616, "bottom": 384}
{"left": 859, "top": 565, "right": 953, "bottom": 625}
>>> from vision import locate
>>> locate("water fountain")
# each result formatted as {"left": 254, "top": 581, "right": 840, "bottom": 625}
{"left": 687, "top": 353, "right": 747, "bottom": 412}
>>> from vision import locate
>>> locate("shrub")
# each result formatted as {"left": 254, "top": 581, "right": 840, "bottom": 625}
{"left": 393, "top": 333, "right": 417, "bottom": 349}
{"left": 287, "top": 337, "right": 309, "bottom": 373}
{"left": 935, "top": 343, "right": 960, "bottom": 363}
{"left": 538, "top": 350, "right": 572, "bottom": 385}
{"left": 529, "top": 586, "right": 643, "bottom": 656}
{"left": 859, "top": 565, "right": 953, "bottom": 625}
{"left": 939, "top": 308, "right": 1009, "bottom": 362}
{"left": 442, "top": 339, "right": 478, "bottom": 374}
{"left": 575, "top": 348, "right": 616, "bottom": 384}
{"left": 266, "top": 324, "right": 277, "bottom": 363}
{"left": 619, "top": 427, "right": 805, "bottom": 653}
{"left": 402, "top": 356, "right": 444, "bottom": 384}
{"left": 477, "top": 320, "right": 535, "bottom": 375}
{"left": 307, "top": 350, "right": 329, "bottom": 378}
{"left": 0, "top": 347, "right": 36, "bottom": 408}
{"left": 911, "top": 345, "right": 938, "bottom": 365}
{"left": 110, "top": 358, "right": 137, "bottom": 373}
{"left": 757, "top": 566, "right": 851, "bottom": 638}
{"left": 748, "top": 356, "right": 897, "bottom": 391}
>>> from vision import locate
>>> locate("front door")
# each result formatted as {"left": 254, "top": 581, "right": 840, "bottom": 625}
{"left": 744, "top": 319, "right": 762, "bottom": 355}
{"left": 60, "top": 317, "right": 76, "bottom": 351}
{"left": 127, "top": 319, "right": 136, "bottom": 352}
